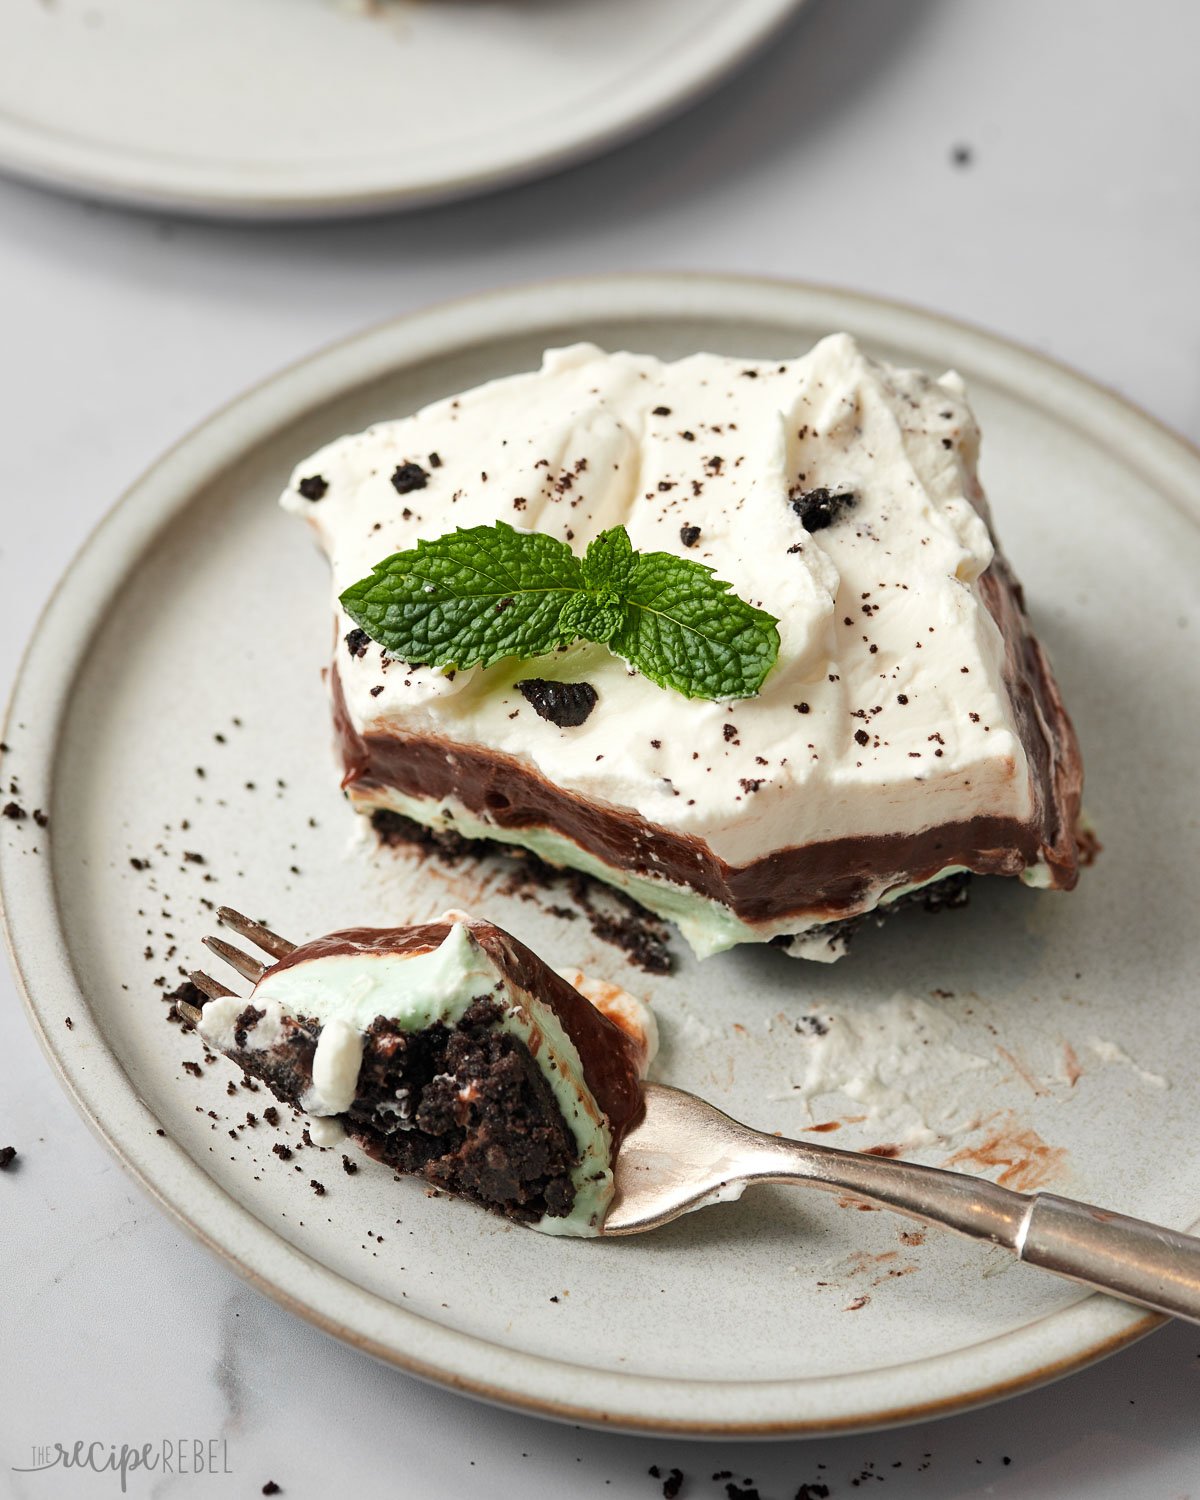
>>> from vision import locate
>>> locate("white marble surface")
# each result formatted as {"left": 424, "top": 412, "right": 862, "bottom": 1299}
{"left": 2, "top": 1, "right": 1199, "bottom": 1495}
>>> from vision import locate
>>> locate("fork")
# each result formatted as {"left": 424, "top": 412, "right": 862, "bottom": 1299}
{"left": 185, "top": 909, "right": 1200, "bottom": 1325}
{"left": 604, "top": 1082, "right": 1200, "bottom": 1323}
{"left": 184, "top": 905, "right": 296, "bottom": 1010}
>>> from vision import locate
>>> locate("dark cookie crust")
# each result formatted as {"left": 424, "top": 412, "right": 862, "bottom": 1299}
{"left": 222, "top": 999, "right": 580, "bottom": 1225}
{"left": 369, "top": 808, "right": 672, "bottom": 974}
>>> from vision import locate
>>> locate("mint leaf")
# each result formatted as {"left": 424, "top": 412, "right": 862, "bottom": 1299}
{"left": 610, "top": 550, "right": 781, "bottom": 701}
{"left": 339, "top": 522, "right": 583, "bottom": 671}
{"left": 339, "top": 521, "right": 780, "bottom": 700}
{"left": 558, "top": 591, "right": 625, "bottom": 644}
{"left": 582, "top": 526, "right": 636, "bottom": 591}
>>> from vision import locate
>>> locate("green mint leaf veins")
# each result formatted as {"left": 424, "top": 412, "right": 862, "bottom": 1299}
{"left": 338, "top": 522, "right": 583, "bottom": 671}
{"left": 558, "top": 591, "right": 624, "bottom": 644}
{"left": 613, "top": 550, "right": 781, "bottom": 701}
{"left": 339, "top": 522, "right": 780, "bottom": 701}
{"left": 582, "top": 526, "right": 636, "bottom": 591}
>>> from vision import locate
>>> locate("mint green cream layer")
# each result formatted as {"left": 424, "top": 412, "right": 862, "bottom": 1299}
{"left": 353, "top": 786, "right": 984, "bottom": 960}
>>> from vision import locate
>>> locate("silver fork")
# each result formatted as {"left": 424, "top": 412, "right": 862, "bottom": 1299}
{"left": 177, "top": 906, "right": 296, "bottom": 1022}
{"left": 604, "top": 1082, "right": 1200, "bottom": 1323}
{"left": 182, "top": 912, "right": 1200, "bottom": 1324}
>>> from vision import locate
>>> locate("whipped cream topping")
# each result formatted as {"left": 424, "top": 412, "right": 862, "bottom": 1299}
{"left": 283, "top": 335, "right": 1032, "bottom": 870}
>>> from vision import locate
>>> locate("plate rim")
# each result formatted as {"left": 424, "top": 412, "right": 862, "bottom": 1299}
{"left": 0, "top": 0, "right": 806, "bottom": 219}
{"left": 7, "top": 272, "right": 1199, "bottom": 1435}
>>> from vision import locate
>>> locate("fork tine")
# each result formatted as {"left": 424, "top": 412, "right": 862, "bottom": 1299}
{"left": 203, "top": 935, "right": 267, "bottom": 983}
{"left": 190, "top": 969, "right": 234, "bottom": 1002}
{"left": 217, "top": 906, "right": 296, "bottom": 960}
{"left": 176, "top": 996, "right": 205, "bottom": 1025}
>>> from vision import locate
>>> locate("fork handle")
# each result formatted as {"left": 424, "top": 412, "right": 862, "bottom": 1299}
{"left": 752, "top": 1135, "right": 1200, "bottom": 1323}
{"left": 1015, "top": 1192, "right": 1200, "bottom": 1322}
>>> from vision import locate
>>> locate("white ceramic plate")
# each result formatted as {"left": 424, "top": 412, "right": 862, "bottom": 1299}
{"left": 0, "top": 0, "right": 804, "bottom": 218}
{"left": 4, "top": 277, "right": 1199, "bottom": 1435}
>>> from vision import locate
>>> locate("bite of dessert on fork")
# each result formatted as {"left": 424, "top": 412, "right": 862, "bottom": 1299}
{"left": 186, "top": 906, "right": 655, "bottom": 1236}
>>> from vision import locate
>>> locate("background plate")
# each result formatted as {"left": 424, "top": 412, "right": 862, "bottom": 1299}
{"left": 0, "top": 0, "right": 804, "bottom": 218}
{"left": 2, "top": 276, "right": 1198, "bottom": 1435}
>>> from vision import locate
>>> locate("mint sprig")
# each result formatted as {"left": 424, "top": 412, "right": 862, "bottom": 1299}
{"left": 339, "top": 523, "right": 780, "bottom": 702}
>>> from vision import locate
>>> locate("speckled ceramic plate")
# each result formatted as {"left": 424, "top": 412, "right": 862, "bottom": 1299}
{"left": 0, "top": 0, "right": 804, "bottom": 218}
{"left": 3, "top": 277, "right": 1199, "bottom": 1435}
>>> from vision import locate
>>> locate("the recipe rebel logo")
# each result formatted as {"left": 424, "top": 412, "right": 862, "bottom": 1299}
{"left": 12, "top": 1437, "right": 233, "bottom": 1491}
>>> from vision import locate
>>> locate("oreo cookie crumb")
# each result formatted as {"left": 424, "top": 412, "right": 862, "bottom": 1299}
{"left": 262, "top": 1485, "right": 282, "bottom": 1497}
{"left": 33, "top": 809, "right": 49, "bottom": 828}
{"left": 789, "top": 487, "right": 855, "bottom": 532}
{"left": 0, "top": 1146, "right": 16, "bottom": 1171}
{"left": 371, "top": 810, "right": 672, "bottom": 973}
{"left": 345, "top": 628, "right": 371, "bottom": 659}
{"left": 310, "top": 1179, "right": 326, "bottom": 1196}
{"left": 580, "top": 900, "right": 671, "bottom": 975}
{"left": 342, "top": 1154, "right": 358, "bottom": 1175}
{"left": 391, "top": 462, "right": 429, "bottom": 495}
{"left": 679, "top": 524, "right": 701, "bottom": 548}
{"left": 297, "top": 475, "right": 328, "bottom": 501}
{"left": 663, "top": 1469, "right": 684, "bottom": 1499}
{"left": 234, "top": 1006, "right": 266, "bottom": 1048}
{"left": 371, "top": 809, "right": 472, "bottom": 863}
{"left": 795, "top": 1486, "right": 830, "bottom": 1500}
{"left": 517, "top": 679, "right": 598, "bottom": 728}
{"left": 2, "top": 801, "right": 26, "bottom": 821}
{"left": 922, "top": 873, "right": 971, "bottom": 912}
{"left": 773, "top": 870, "right": 971, "bottom": 956}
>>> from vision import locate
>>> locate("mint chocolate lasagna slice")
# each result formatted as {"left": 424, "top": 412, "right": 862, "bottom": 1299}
{"left": 283, "top": 336, "right": 1084, "bottom": 961}
{"left": 195, "top": 915, "right": 654, "bottom": 1235}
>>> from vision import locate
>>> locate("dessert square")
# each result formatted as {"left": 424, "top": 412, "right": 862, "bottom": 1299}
{"left": 283, "top": 336, "right": 1082, "bottom": 960}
